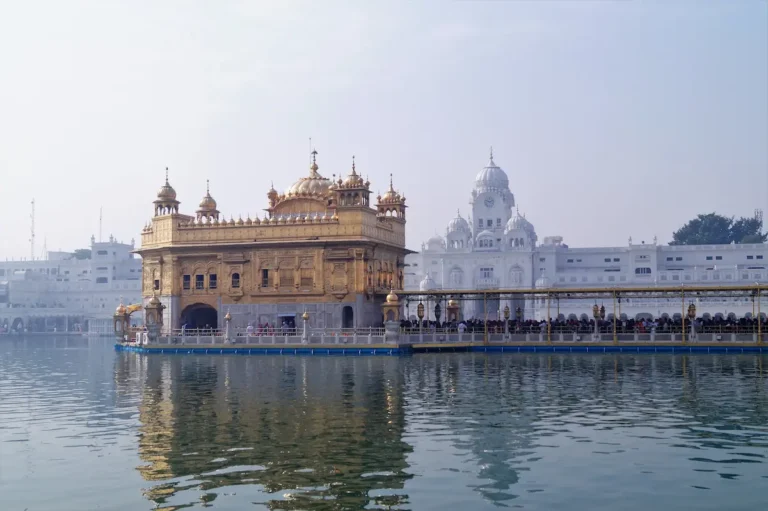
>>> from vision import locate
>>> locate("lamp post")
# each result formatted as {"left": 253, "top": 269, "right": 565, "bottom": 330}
{"left": 593, "top": 303, "right": 600, "bottom": 340}
{"left": 417, "top": 301, "right": 425, "bottom": 341}
{"left": 687, "top": 302, "right": 696, "bottom": 342}
{"left": 503, "top": 304, "right": 511, "bottom": 339}
{"left": 301, "top": 310, "right": 309, "bottom": 344}
{"left": 224, "top": 310, "right": 232, "bottom": 344}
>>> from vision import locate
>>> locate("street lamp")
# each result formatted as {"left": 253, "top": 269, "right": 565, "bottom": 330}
{"left": 301, "top": 310, "right": 309, "bottom": 344}
{"left": 687, "top": 302, "right": 696, "bottom": 341}
{"left": 503, "top": 305, "right": 511, "bottom": 338}
{"left": 417, "top": 301, "right": 425, "bottom": 341}
{"left": 593, "top": 303, "right": 600, "bottom": 339}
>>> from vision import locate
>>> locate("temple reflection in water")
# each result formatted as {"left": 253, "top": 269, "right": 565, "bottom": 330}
{"left": 113, "top": 352, "right": 768, "bottom": 509}
{"left": 115, "top": 353, "right": 412, "bottom": 509}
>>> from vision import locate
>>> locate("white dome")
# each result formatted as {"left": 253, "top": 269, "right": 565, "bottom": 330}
{"left": 504, "top": 211, "right": 533, "bottom": 234}
{"left": 474, "top": 152, "right": 509, "bottom": 191}
{"left": 476, "top": 229, "right": 495, "bottom": 239}
{"left": 426, "top": 234, "right": 445, "bottom": 250}
{"left": 447, "top": 211, "right": 470, "bottom": 234}
{"left": 420, "top": 274, "right": 438, "bottom": 291}
{"left": 535, "top": 273, "right": 551, "bottom": 289}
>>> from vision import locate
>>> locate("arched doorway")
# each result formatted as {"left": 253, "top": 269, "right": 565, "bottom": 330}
{"left": 11, "top": 317, "right": 24, "bottom": 332}
{"left": 181, "top": 304, "right": 218, "bottom": 330}
{"left": 342, "top": 306, "right": 354, "bottom": 329}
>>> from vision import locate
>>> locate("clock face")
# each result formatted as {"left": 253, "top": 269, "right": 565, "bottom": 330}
{"left": 484, "top": 197, "right": 494, "bottom": 208}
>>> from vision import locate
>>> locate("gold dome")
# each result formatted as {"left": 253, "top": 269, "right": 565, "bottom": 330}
{"left": 148, "top": 294, "right": 161, "bottom": 307}
{"left": 286, "top": 149, "right": 333, "bottom": 197}
{"left": 198, "top": 180, "right": 218, "bottom": 211}
{"left": 386, "top": 290, "right": 399, "bottom": 303}
{"left": 115, "top": 302, "right": 127, "bottom": 315}
{"left": 447, "top": 298, "right": 458, "bottom": 307}
{"left": 156, "top": 168, "right": 177, "bottom": 201}
{"left": 380, "top": 174, "right": 401, "bottom": 203}
{"left": 342, "top": 156, "right": 365, "bottom": 187}
{"left": 301, "top": 311, "right": 309, "bottom": 321}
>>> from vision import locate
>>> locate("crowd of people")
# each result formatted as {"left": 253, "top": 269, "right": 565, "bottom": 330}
{"left": 400, "top": 314, "right": 768, "bottom": 335}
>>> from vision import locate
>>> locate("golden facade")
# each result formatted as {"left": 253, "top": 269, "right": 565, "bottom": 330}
{"left": 138, "top": 153, "right": 410, "bottom": 330}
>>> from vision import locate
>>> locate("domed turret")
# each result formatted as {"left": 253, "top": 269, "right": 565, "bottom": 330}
{"left": 474, "top": 147, "right": 509, "bottom": 191}
{"left": 504, "top": 210, "right": 533, "bottom": 234}
{"left": 375, "top": 173, "right": 406, "bottom": 219}
{"left": 380, "top": 174, "right": 402, "bottom": 203}
{"left": 419, "top": 274, "right": 438, "bottom": 291}
{"left": 153, "top": 167, "right": 181, "bottom": 216}
{"left": 157, "top": 176, "right": 177, "bottom": 201}
{"left": 196, "top": 180, "right": 220, "bottom": 222}
{"left": 504, "top": 208, "right": 537, "bottom": 249}
{"left": 447, "top": 210, "right": 470, "bottom": 234}
{"left": 267, "top": 182, "right": 279, "bottom": 207}
{"left": 286, "top": 149, "right": 333, "bottom": 197}
{"left": 342, "top": 156, "right": 365, "bottom": 187}
{"left": 386, "top": 289, "right": 399, "bottom": 303}
{"left": 425, "top": 234, "right": 445, "bottom": 252}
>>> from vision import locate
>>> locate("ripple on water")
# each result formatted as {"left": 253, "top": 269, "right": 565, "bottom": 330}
{"left": 2, "top": 342, "right": 768, "bottom": 510}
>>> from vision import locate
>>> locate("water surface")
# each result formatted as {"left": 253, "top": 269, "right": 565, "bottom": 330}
{"left": 1, "top": 337, "right": 767, "bottom": 510}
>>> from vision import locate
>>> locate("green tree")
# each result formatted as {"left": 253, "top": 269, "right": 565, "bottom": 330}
{"left": 670, "top": 213, "right": 766, "bottom": 245}
{"left": 73, "top": 249, "right": 92, "bottom": 260}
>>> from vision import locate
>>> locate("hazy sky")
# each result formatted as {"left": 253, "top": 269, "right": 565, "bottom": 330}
{"left": 0, "top": 1, "right": 766, "bottom": 259}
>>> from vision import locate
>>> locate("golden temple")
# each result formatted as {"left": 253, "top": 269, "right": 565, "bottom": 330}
{"left": 138, "top": 151, "right": 410, "bottom": 330}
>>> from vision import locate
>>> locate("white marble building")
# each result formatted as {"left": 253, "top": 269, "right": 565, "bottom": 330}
{"left": 0, "top": 235, "right": 142, "bottom": 333}
{"left": 405, "top": 151, "right": 768, "bottom": 321}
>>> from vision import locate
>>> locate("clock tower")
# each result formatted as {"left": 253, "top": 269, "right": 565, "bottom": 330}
{"left": 470, "top": 148, "right": 514, "bottom": 238}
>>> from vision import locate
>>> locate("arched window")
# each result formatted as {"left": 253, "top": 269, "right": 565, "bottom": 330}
{"left": 450, "top": 267, "right": 464, "bottom": 286}
{"left": 231, "top": 272, "right": 241, "bottom": 288}
{"left": 509, "top": 266, "right": 524, "bottom": 286}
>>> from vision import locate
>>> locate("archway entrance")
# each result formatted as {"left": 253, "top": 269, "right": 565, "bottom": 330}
{"left": 181, "top": 304, "right": 218, "bottom": 330}
{"left": 342, "top": 306, "right": 354, "bottom": 329}
{"left": 11, "top": 317, "right": 24, "bottom": 332}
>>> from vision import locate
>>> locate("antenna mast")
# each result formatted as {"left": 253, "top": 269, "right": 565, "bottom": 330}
{"left": 30, "top": 199, "right": 35, "bottom": 261}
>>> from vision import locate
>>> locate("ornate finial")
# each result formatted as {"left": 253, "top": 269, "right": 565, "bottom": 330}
{"left": 206, "top": 179, "right": 210, "bottom": 195}
{"left": 389, "top": 173, "right": 394, "bottom": 191}
{"left": 352, "top": 155, "right": 356, "bottom": 173}
{"left": 490, "top": 146, "right": 493, "bottom": 160}
{"left": 310, "top": 148, "right": 319, "bottom": 173}
{"left": 165, "top": 167, "right": 169, "bottom": 184}
{"left": 457, "top": 208, "right": 460, "bottom": 216}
